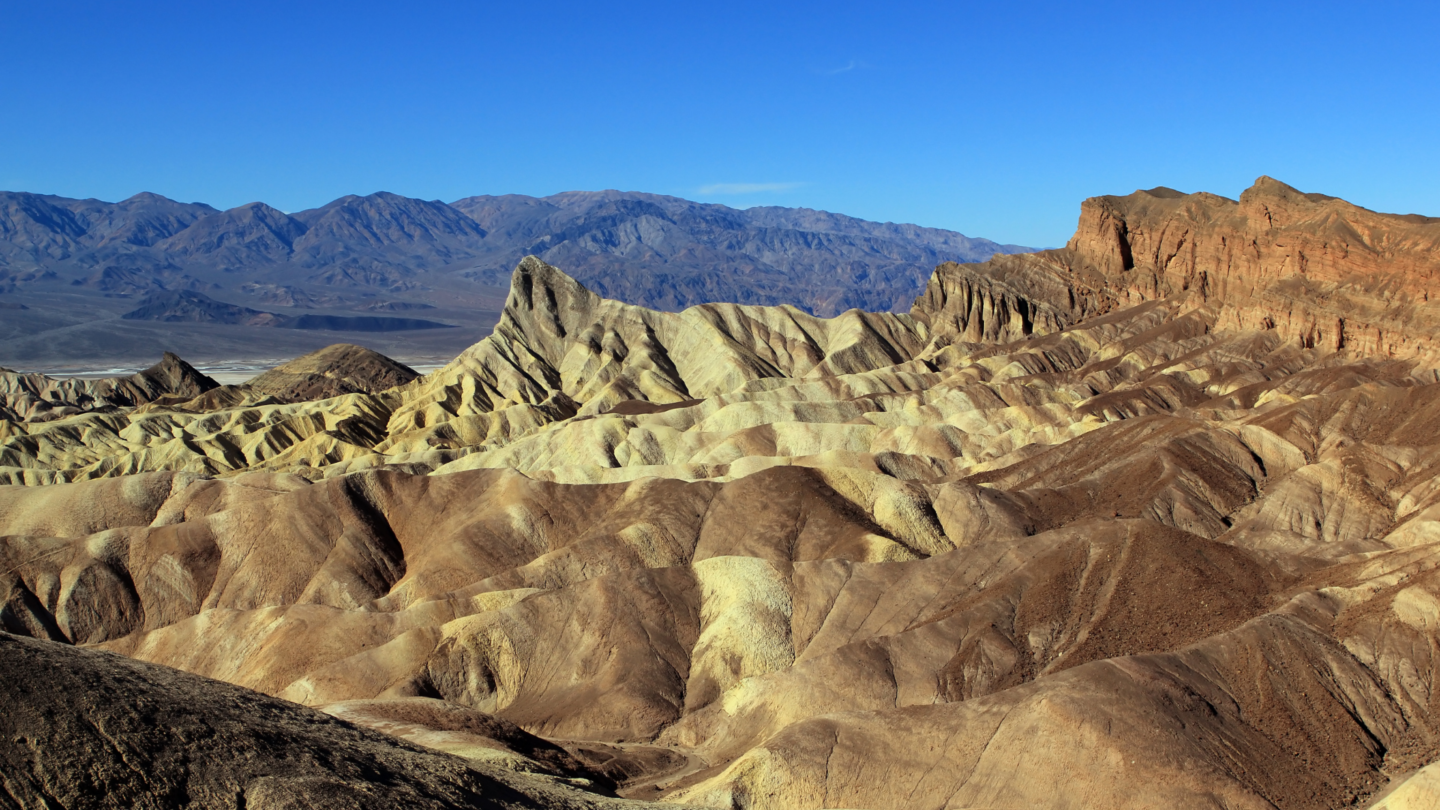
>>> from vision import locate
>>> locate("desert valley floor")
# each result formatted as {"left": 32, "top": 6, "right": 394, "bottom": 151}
{"left": 6, "top": 178, "right": 1440, "bottom": 809}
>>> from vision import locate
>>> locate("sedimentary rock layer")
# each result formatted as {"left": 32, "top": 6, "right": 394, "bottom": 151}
{"left": 917, "top": 177, "right": 1440, "bottom": 361}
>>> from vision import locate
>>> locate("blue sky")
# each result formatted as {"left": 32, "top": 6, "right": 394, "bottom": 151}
{"left": 2, "top": 0, "right": 1436, "bottom": 247}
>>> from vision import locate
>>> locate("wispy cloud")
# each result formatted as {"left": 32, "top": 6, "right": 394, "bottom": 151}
{"left": 814, "top": 60, "right": 871, "bottom": 76}
{"left": 698, "top": 182, "right": 805, "bottom": 196}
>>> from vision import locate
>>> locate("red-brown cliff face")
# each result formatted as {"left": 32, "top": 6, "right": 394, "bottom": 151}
{"left": 917, "top": 177, "right": 1440, "bottom": 363}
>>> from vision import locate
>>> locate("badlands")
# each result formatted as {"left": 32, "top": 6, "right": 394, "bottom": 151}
{"left": 6, "top": 177, "right": 1440, "bottom": 808}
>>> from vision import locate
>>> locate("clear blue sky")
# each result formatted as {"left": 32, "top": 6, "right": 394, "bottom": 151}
{"left": 2, "top": 0, "right": 1436, "bottom": 247}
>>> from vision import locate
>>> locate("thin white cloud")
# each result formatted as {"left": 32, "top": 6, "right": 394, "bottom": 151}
{"left": 698, "top": 182, "right": 805, "bottom": 196}
{"left": 812, "top": 60, "right": 871, "bottom": 76}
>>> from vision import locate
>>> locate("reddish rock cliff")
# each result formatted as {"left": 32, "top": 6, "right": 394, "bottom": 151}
{"left": 917, "top": 177, "right": 1440, "bottom": 363}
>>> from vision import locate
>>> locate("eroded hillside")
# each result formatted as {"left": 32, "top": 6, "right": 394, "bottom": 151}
{"left": 6, "top": 177, "right": 1440, "bottom": 809}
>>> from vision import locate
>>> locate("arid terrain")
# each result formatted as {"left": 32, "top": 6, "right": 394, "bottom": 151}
{"left": 6, "top": 176, "right": 1440, "bottom": 809}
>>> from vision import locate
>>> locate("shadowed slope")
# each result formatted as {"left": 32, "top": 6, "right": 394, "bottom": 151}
{"left": 0, "top": 632, "right": 676, "bottom": 810}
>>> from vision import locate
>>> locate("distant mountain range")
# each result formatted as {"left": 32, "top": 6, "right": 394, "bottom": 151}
{"left": 0, "top": 189, "right": 1033, "bottom": 365}
{"left": 446, "top": 191, "right": 1033, "bottom": 313}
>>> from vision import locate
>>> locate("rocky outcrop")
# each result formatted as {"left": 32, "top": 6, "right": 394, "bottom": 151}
{"left": 5, "top": 175, "right": 1440, "bottom": 481}
{"left": 911, "top": 251, "right": 1116, "bottom": 346}
{"left": 917, "top": 177, "right": 1440, "bottom": 363}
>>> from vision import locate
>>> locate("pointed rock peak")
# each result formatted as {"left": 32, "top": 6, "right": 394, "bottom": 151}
{"left": 301, "top": 192, "right": 484, "bottom": 235}
{"left": 1138, "top": 186, "right": 1187, "bottom": 199}
{"left": 122, "top": 191, "right": 173, "bottom": 204}
{"left": 227, "top": 201, "right": 293, "bottom": 218}
{"left": 155, "top": 350, "right": 210, "bottom": 376}
{"left": 132, "top": 352, "right": 219, "bottom": 397}
{"left": 1245, "top": 175, "right": 1303, "bottom": 198}
{"left": 1240, "top": 176, "right": 1339, "bottom": 206}
{"left": 503, "top": 257, "right": 602, "bottom": 340}
{"left": 509, "top": 256, "right": 598, "bottom": 303}
{"left": 270, "top": 343, "right": 416, "bottom": 377}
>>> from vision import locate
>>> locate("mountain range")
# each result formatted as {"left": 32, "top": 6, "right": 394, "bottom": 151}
{"left": 0, "top": 189, "right": 1031, "bottom": 366}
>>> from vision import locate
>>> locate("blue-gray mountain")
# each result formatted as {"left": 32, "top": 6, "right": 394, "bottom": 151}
{"left": 0, "top": 189, "right": 1032, "bottom": 364}
{"left": 0, "top": 189, "right": 1030, "bottom": 313}
{"left": 448, "top": 191, "right": 1033, "bottom": 313}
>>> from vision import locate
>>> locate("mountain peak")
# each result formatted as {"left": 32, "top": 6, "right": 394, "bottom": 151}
{"left": 245, "top": 343, "right": 419, "bottom": 401}
{"left": 122, "top": 191, "right": 174, "bottom": 204}
{"left": 501, "top": 255, "right": 602, "bottom": 340}
{"left": 130, "top": 351, "right": 218, "bottom": 399}
{"left": 227, "top": 201, "right": 291, "bottom": 217}
{"left": 1239, "top": 175, "right": 1340, "bottom": 206}
{"left": 1137, "top": 186, "right": 1187, "bottom": 199}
